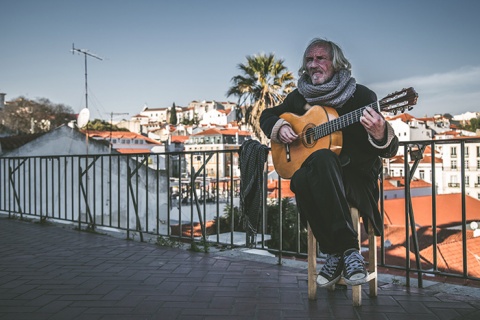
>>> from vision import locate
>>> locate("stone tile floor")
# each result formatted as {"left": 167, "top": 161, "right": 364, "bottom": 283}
{"left": 0, "top": 217, "right": 479, "bottom": 319}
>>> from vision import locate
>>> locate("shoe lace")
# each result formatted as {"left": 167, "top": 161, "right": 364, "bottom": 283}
{"left": 344, "top": 251, "right": 364, "bottom": 274}
{"left": 322, "top": 254, "right": 340, "bottom": 276}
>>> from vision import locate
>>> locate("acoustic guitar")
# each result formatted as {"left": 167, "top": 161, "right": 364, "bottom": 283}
{"left": 271, "top": 87, "right": 418, "bottom": 179}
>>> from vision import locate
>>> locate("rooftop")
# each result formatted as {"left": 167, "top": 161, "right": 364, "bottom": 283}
{"left": 1, "top": 216, "right": 479, "bottom": 319}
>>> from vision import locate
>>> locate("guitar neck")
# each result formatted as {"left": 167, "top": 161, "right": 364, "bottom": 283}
{"left": 313, "top": 101, "right": 378, "bottom": 140}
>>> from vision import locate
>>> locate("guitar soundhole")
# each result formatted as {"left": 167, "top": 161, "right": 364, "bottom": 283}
{"left": 303, "top": 126, "right": 315, "bottom": 148}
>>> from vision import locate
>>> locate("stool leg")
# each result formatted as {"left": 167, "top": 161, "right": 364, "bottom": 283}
{"left": 368, "top": 222, "right": 378, "bottom": 297}
{"left": 350, "top": 207, "right": 362, "bottom": 307}
{"left": 307, "top": 224, "right": 317, "bottom": 300}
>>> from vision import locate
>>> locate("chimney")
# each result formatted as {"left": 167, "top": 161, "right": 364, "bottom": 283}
{"left": 0, "top": 93, "right": 5, "bottom": 109}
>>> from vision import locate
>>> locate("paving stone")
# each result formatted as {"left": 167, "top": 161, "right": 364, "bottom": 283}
{"left": 1, "top": 217, "right": 479, "bottom": 319}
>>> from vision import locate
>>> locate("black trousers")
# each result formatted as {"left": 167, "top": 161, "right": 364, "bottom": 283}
{"left": 290, "top": 149, "right": 359, "bottom": 254}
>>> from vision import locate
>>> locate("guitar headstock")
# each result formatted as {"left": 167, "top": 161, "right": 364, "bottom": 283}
{"left": 379, "top": 87, "right": 418, "bottom": 114}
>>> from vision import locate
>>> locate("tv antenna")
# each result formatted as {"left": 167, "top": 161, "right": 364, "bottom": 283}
{"left": 71, "top": 43, "right": 103, "bottom": 110}
{"left": 72, "top": 43, "right": 102, "bottom": 154}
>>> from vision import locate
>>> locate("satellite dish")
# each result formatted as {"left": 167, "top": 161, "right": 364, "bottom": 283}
{"left": 77, "top": 108, "right": 90, "bottom": 128}
{"left": 470, "top": 221, "right": 478, "bottom": 230}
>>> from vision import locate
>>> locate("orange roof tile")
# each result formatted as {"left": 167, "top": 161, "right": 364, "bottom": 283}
{"left": 171, "top": 135, "right": 189, "bottom": 143}
{"left": 384, "top": 194, "right": 480, "bottom": 227}
{"left": 386, "top": 154, "right": 442, "bottom": 165}
{"left": 84, "top": 130, "right": 161, "bottom": 145}
{"left": 193, "top": 128, "right": 251, "bottom": 137}
{"left": 383, "top": 245, "right": 428, "bottom": 268}
{"left": 420, "top": 236, "right": 480, "bottom": 278}
{"left": 381, "top": 225, "right": 470, "bottom": 250}
{"left": 386, "top": 113, "right": 416, "bottom": 122}
{"left": 194, "top": 128, "right": 222, "bottom": 135}
{"left": 383, "top": 177, "right": 432, "bottom": 191}
{"left": 267, "top": 179, "right": 295, "bottom": 198}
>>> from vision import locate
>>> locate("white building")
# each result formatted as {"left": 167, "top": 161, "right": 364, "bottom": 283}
{"left": 452, "top": 111, "right": 480, "bottom": 124}
{"left": 386, "top": 112, "right": 480, "bottom": 199}
{"left": 436, "top": 137, "right": 480, "bottom": 199}
{"left": 184, "top": 128, "right": 252, "bottom": 178}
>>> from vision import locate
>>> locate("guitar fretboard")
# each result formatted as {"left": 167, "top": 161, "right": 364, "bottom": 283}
{"left": 313, "top": 101, "right": 378, "bottom": 140}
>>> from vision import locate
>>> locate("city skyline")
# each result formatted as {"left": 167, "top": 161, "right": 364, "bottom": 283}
{"left": 2, "top": 0, "right": 480, "bottom": 121}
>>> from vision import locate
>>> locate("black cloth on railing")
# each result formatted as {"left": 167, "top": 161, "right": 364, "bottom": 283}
{"left": 239, "top": 139, "right": 269, "bottom": 247}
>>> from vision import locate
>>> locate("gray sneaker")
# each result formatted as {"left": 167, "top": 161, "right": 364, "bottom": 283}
{"left": 342, "top": 248, "right": 368, "bottom": 286}
{"left": 316, "top": 253, "right": 343, "bottom": 287}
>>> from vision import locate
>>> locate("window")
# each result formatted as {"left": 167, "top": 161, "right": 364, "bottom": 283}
{"left": 465, "top": 147, "right": 469, "bottom": 157}
{"left": 477, "top": 146, "right": 480, "bottom": 157}
{"left": 465, "top": 176, "right": 470, "bottom": 186}
{"left": 477, "top": 160, "right": 480, "bottom": 169}
{"left": 451, "top": 146, "right": 457, "bottom": 157}
{"left": 419, "top": 170, "right": 425, "bottom": 180}
{"left": 448, "top": 175, "right": 460, "bottom": 188}
{"left": 451, "top": 160, "right": 457, "bottom": 169}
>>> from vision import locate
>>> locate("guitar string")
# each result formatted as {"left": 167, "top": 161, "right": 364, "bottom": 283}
{"left": 295, "top": 103, "right": 374, "bottom": 141}
{"left": 292, "top": 89, "right": 415, "bottom": 142}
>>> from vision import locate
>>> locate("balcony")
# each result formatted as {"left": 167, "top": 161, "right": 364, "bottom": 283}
{"left": 1, "top": 138, "right": 480, "bottom": 317}
{"left": 3, "top": 215, "right": 480, "bottom": 318}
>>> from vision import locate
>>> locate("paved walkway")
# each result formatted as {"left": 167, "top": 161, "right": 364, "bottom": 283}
{"left": 0, "top": 217, "right": 479, "bottom": 320}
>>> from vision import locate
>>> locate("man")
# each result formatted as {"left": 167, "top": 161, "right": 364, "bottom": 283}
{"left": 260, "top": 38, "right": 398, "bottom": 287}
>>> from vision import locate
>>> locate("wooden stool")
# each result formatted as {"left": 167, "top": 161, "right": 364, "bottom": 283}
{"left": 307, "top": 207, "right": 377, "bottom": 306}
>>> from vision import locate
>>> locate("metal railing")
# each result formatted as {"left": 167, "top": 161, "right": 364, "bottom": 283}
{"left": 1, "top": 138, "right": 480, "bottom": 287}
{"left": 385, "top": 137, "right": 480, "bottom": 286}
{"left": 0, "top": 150, "right": 245, "bottom": 245}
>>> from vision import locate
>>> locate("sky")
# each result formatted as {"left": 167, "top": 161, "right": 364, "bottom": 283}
{"left": 2, "top": 0, "right": 480, "bottom": 122}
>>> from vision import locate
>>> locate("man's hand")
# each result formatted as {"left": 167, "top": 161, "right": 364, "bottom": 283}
{"left": 360, "top": 107, "right": 386, "bottom": 142}
{"left": 278, "top": 124, "right": 298, "bottom": 144}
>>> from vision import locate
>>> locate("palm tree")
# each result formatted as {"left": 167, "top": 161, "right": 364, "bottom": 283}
{"left": 227, "top": 53, "right": 295, "bottom": 144}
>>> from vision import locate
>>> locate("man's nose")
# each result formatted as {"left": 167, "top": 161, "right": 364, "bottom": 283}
{"left": 310, "top": 58, "right": 320, "bottom": 68}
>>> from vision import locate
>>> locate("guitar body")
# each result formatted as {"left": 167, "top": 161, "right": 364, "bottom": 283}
{"left": 271, "top": 106, "right": 343, "bottom": 179}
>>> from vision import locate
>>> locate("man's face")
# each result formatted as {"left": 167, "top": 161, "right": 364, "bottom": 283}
{"left": 305, "top": 44, "right": 334, "bottom": 85}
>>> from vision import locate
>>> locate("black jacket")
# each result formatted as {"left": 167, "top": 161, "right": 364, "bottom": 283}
{"left": 260, "top": 85, "right": 399, "bottom": 235}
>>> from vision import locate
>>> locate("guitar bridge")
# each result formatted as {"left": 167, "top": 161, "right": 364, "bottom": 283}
{"left": 285, "top": 144, "right": 291, "bottom": 162}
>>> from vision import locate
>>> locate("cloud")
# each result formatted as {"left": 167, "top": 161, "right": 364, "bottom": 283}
{"left": 368, "top": 66, "right": 480, "bottom": 117}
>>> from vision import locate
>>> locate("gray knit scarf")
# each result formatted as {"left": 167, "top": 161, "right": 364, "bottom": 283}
{"left": 297, "top": 69, "right": 356, "bottom": 108}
